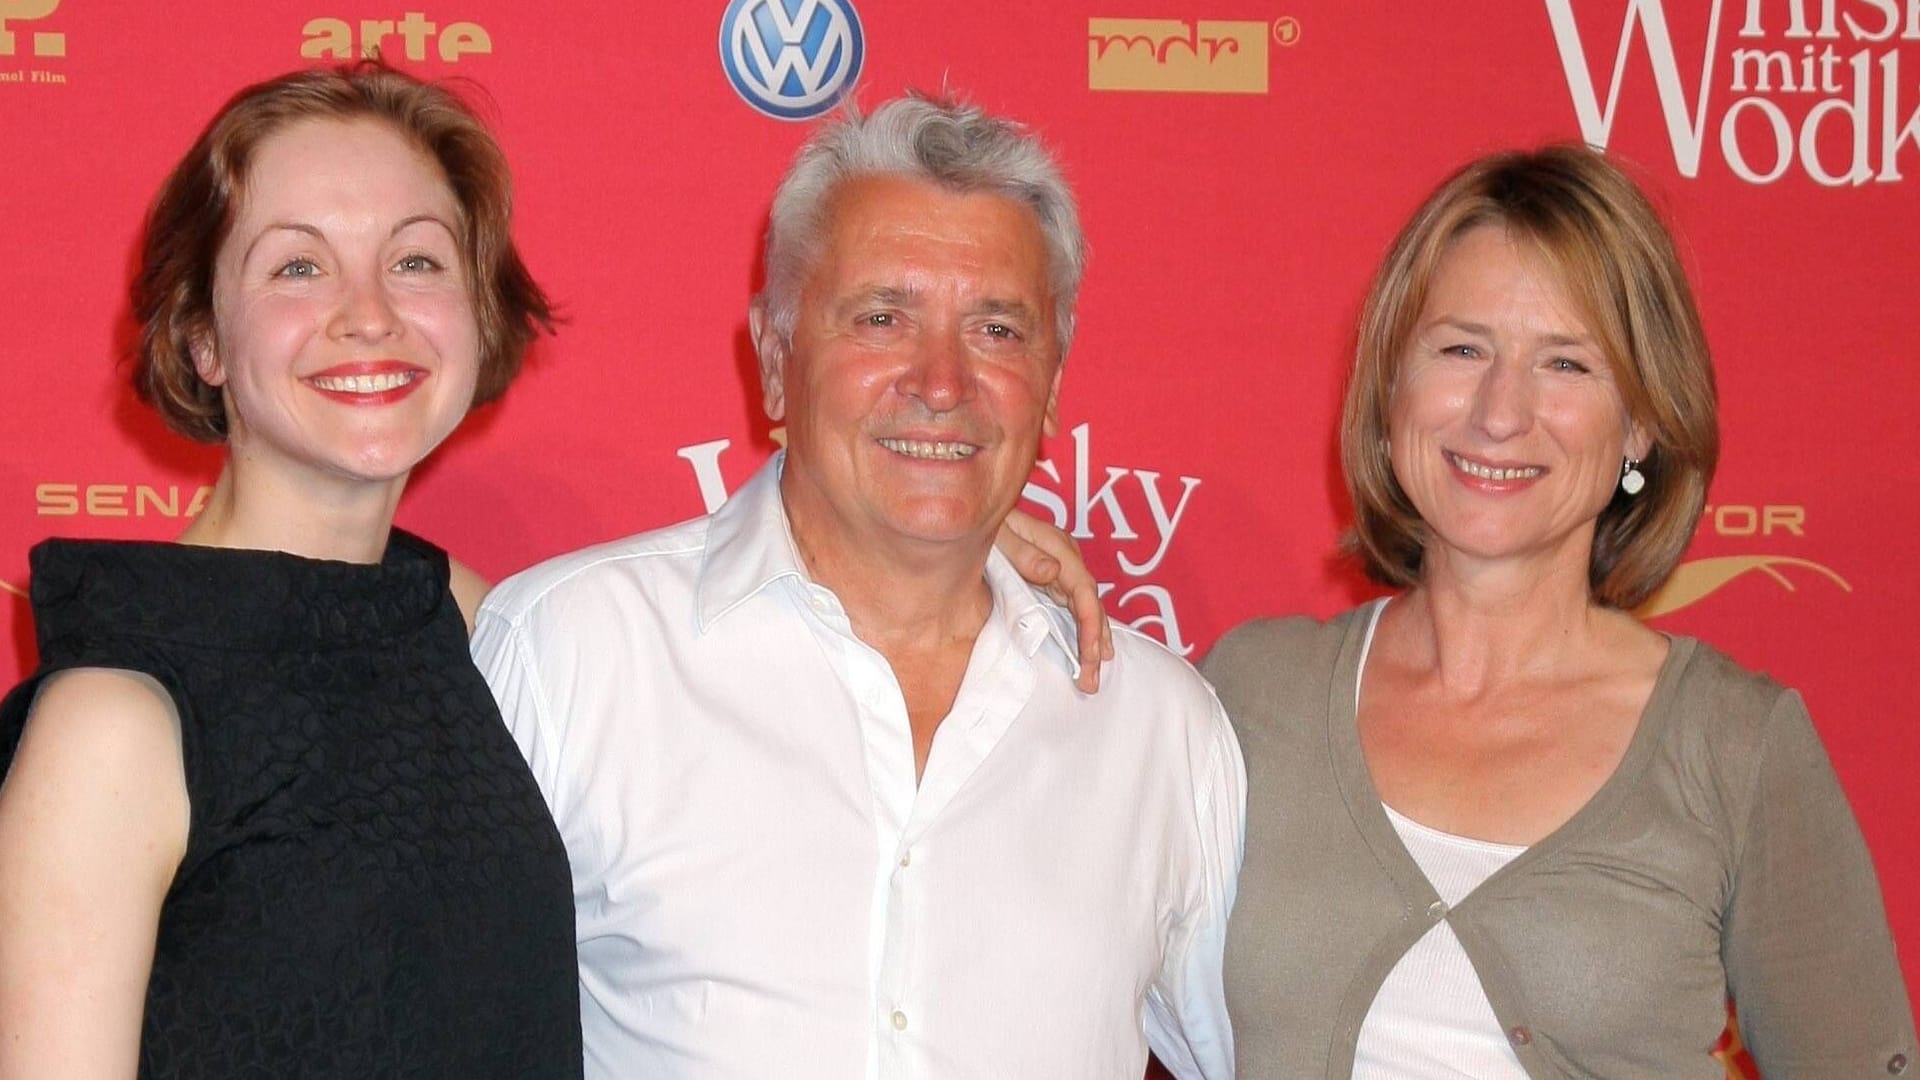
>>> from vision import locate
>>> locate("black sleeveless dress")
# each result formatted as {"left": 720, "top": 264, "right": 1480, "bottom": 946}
{"left": 0, "top": 531, "right": 582, "bottom": 1079}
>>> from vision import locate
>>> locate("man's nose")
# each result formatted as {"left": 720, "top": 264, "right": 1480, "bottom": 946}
{"left": 897, "top": 333, "right": 973, "bottom": 413}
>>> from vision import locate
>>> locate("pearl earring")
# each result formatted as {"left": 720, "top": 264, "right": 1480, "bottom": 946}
{"left": 1620, "top": 458, "right": 1646, "bottom": 496}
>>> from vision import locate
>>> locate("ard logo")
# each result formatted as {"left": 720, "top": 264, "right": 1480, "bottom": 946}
{"left": 719, "top": 0, "right": 863, "bottom": 121}
{"left": 0, "top": 0, "right": 63, "bottom": 57}
{"left": 1088, "top": 17, "right": 1283, "bottom": 94}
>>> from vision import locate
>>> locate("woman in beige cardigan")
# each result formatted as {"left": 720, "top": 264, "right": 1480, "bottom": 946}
{"left": 1205, "top": 146, "right": 1914, "bottom": 1079}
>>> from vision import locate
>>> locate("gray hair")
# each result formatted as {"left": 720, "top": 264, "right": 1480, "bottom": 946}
{"left": 755, "top": 92, "right": 1087, "bottom": 363}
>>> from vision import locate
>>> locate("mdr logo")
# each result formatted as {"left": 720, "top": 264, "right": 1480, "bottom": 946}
{"left": 1544, "top": 0, "right": 1920, "bottom": 184}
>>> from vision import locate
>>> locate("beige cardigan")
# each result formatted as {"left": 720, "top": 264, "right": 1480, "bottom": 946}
{"left": 1204, "top": 607, "right": 1915, "bottom": 1079}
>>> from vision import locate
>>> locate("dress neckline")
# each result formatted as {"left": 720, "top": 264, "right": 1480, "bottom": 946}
{"left": 25, "top": 528, "right": 449, "bottom": 654}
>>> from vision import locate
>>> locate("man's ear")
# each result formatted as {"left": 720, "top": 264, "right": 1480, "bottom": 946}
{"left": 190, "top": 327, "right": 227, "bottom": 387}
{"left": 749, "top": 300, "right": 787, "bottom": 422}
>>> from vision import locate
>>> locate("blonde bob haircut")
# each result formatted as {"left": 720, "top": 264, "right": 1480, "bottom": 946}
{"left": 1341, "top": 145, "right": 1718, "bottom": 610}
{"left": 132, "top": 60, "right": 552, "bottom": 442}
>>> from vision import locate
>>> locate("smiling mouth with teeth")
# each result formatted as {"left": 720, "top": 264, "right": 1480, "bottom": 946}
{"left": 1447, "top": 451, "right": 1544, "bottom": 482}
{"left": 877, "top": 437, "right": 978, "bottom": 461}
{"left": 309, "top": 371, "right": 421, "bottom": 394}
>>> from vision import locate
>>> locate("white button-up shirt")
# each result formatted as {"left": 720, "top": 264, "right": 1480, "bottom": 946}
{"left": 473, "top": 457, "right": 1245, "bottom": 1080}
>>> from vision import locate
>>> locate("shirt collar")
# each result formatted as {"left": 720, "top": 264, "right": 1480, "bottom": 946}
{"left": 695, "top": 452, "right": 807, "bottom": 633}
{"left": 696, "top": 451, "right": 1084, "bottom": 678}
{"left": 980, "top": 546, "right": 1084, "bottom": 680}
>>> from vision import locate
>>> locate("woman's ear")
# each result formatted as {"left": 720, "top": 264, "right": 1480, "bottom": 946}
{"left": 190, "top": 329, "right": 227, "bottom": 387}
{"left": 1626, "top": 418, "right": 1653, "bottom": 463}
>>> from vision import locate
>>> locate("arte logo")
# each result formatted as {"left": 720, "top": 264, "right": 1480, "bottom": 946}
{"left": 1544, "top": 0, "right": 1920, "bottom": 184}
{"left": 1088, "top": 18, "right": 1292, "bottom": 94}
{"left": 675, "top": 421, "right": 1206, "bottom": 655}
{"left": 1635, "top": 502, "right": 1851, "bottom": 617}
{"left": 719, "top": 0, "right": 863, "bottom": 121}
{"left": 301, "top": 12, "right": 493, "bottom": 62}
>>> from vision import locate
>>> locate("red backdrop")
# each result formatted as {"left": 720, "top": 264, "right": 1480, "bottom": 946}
{"left": 4, "top": 0, "right": 1916, "bottom": 1032}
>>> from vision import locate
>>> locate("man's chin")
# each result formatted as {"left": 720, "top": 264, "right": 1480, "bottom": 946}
{"left": 873, "top": 504, "right": 1002, "bottom": 551}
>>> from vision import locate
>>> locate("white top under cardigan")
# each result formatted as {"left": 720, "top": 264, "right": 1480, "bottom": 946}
{"left": 1351, "top": 600, "right": 1530, "bottom": 1080}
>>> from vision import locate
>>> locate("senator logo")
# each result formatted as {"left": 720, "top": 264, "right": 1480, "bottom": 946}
{"left": 301, "top": 11, "right": 493, "bottom": 62}
{"left": 35, "top": 482, "right": 212, "bottom": 519}
{"left": 5, "top": 481, "right": 213, "bottom": 601}
{"left": 720, "top": 0, "right": 863, "bottom": 121}
{"left": 1544, "top": 0, "right": 1920, "bottom": 184}
{"left": 1635, "top": 503, "right": 1851, "bottom": 618}
{"left": 0, "top": 0, "right": 62, "bottom": 57}
{"left": 1087, "top": 18, "right": 1282, "bottom": 94}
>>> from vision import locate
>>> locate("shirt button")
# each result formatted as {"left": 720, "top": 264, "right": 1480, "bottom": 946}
{"left": 1427, "top": 900, "right": 1449, "bottom": 919}
{"left": 899, "top": 850, "right": 912, "bottom": 868}
{"left": 1889, "top": 1053, "right": 1909, "bottom": 1075}
{"left": 1508, "top": 1026, "right": 1532, "bottom": 1046}
{"left": 891, "top": 1010, "right": 909, "bottom": 1031}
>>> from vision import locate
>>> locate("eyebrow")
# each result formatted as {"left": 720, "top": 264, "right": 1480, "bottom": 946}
{"left": 238, "top": 213, "right": 458, "bottom": 266}
{"left": 829, "top": 286, "right": 1041, "bottom": 325}
{"left": 391, "top": 213, "right": 458, "bottom": 239}
{"left": 972, "top": 298, "right": 1037, "bottom": 321}
{"left": 239, "top": 222, "right": 323, "bottom": 266}
{"left": 1429, "top": 316, "right": 1594, "bottom": 349}
{"left": 1430, "top": 317, "right": 1492, "bottom": 337}
{"left": 864, "top": 285, "right": 917, "bottom": 307}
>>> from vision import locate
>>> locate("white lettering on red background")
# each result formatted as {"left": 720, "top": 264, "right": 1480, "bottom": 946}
{"left": 675, "top": 422, "right": 1204, "bottom": 655}
{"left": 1544, "top": 0, "right": 1920, "bottom": 184}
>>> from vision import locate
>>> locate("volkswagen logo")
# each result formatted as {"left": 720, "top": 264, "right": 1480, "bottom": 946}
{"left": 718, "top": 0, "right": 864, "bottom": 121}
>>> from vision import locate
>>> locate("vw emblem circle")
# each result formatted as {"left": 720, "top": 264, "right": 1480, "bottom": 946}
{"left": 719, "top": 0, "right": 865, "bottom": 121}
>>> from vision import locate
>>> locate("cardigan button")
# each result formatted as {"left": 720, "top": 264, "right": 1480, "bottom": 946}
{"left": 1889, "top": 1053, "right": 1909, "bottom": 1074}
{"left": 1427, "top": 900, "right": 1449, "bottom": 919}
{"left": 1508, "top": 1026, "right": 1533, "bottom": 1047}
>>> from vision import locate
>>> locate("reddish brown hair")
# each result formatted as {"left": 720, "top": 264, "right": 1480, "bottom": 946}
{"left": 132, "top": 60, "right": 552, "bottom": 441}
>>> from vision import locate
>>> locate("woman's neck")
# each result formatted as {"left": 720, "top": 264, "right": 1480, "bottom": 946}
{"left": 177, "top": 454, "right": 406, "bottom": 565}
{"left": 1388, "top": 548, "right": 1620, "bottom": 693}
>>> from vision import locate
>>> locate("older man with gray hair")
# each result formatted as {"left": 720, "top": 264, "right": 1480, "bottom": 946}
{"left": 473, "top": 93, "right": 1244, "bottom": 1080}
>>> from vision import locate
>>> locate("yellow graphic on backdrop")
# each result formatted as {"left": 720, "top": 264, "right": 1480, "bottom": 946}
{"left": 301, "top": 12, "right": 492, "bottom": 61}
{"left": 1636, "top": 556, "right": 1851, "bottom": 619}
{"left": 35, "top": 483, "right": 212, "bottom": 518}
{"left": 1631, "top": 502, "right": 1848, "bottom": 619}
{"left": 1088, "top": 18, "right": 1270, "bottom": 93}
{"left": 1, "top": 488, "right": 1852, "bottom": 619}
{"left": 0, "top": 0, "right": 61, "bottom": 57}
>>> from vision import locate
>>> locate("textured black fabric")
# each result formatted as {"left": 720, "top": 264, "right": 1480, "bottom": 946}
{"left": 0, "top": 531, "right": 583, "bottom": 1079}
